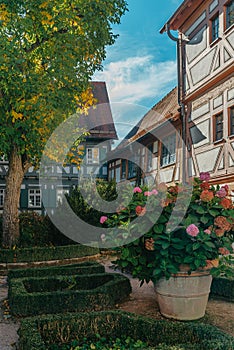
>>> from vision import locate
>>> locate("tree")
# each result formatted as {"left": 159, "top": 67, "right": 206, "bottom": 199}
{"left": 0, "top": 0, "right": 127, "bottom": 247}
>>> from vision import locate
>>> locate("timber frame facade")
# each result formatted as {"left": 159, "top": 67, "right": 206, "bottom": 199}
{"left": 0, "top": 82, "right": 117, "bottom": 214}
{"left": 109, "top": 0, "right": 234, "bottom": 191}
{"left": 161, "top": 0, "right": 234, "bottom": 187}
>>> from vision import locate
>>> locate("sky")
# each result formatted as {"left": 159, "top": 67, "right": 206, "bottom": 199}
{"left": 93, "top": 0, "right": 182, "bottom": 143}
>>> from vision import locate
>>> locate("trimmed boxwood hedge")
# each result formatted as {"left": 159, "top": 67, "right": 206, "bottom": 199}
{"left": 7, "top": 262, "right": 105, "bottom": 281}
{"left": 18, "top": 310, "right": 234, "bottom": 350}
{"left": 0, "top": 244, "right": 99, "bottom": 263}
{"left": 8, "top": 273, "right": 131, "bottom": 316}
{"left": 211, "top": 277, "right": 234, "bottom": 301}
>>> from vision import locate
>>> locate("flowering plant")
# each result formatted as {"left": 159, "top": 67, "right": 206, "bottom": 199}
{"left": 100, "top": 173, "right": 234, "bottom": 283}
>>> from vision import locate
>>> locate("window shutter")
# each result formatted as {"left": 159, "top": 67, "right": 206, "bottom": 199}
{"left": 20, "top": 189, "right": 28, "bottom": 209}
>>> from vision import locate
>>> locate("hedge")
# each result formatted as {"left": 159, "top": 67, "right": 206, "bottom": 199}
{"left": 211, "top": 277, "right": 234, "bottom": 301}
{"left": 8, "top": 273, "right": 131, "bottom": 316}
{"left": 0, "top": 244, "right": 99, "bottom": 263}
{"left": 7, "top": 262, "right": 105, "bottom": 281}
{"left": 18, "top": 310, "right": 234, "bottom": 350}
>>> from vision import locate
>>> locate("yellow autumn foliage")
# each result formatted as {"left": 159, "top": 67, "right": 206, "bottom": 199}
{"left": 0, "top": 4, "right": 9, "bottom": 24}
{"left": 11, "top": 110, "right": 24, "bottom": 123}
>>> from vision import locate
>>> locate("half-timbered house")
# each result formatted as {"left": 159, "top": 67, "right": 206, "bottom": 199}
{"left": 0, "top": 82, "right": 117, "bottom": 213}
{"left": 110, "top": 0, "right": 234, "bottom": 191}
{"left": 161, "top": 0, "right": 234, "bottom": 187}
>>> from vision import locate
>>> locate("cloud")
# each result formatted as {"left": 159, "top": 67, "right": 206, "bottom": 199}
{"left": 94, "top": 55, "right": 177, "bottom": 105}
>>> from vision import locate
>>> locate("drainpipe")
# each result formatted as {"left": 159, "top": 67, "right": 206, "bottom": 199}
{"left": 165, "top": 24, "right": 188, "bottom": 184}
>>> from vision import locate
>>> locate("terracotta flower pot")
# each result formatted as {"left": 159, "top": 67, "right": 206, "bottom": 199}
{"left": 154, "top": 270, "right": 212, "bottom": 321}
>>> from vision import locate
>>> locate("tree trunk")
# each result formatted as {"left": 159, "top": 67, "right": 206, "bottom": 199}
{"left": 2, "top": 146, "right": 29, "bottom": 248}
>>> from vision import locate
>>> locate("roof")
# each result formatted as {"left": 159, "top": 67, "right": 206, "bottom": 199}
{"left": 79, "top": 81, "right": 118, "bottom": 140}
{"left": 116, "top": 87, "right": 180, "bottom": 149}
{"left": 160, "top": 0, "right": 204, "bottom": 33}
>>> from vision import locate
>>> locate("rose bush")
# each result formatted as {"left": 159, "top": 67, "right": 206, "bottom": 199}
{"left": 100, "top": 173, "right": 234, "bottom": 283}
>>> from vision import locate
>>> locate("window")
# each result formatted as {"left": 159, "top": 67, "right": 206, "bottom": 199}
{"left": 121, "top": 159, "right": 126, "bottom": 179}
{"left": 128, "top": 161, "right": 137, "bottom": 178}
{"left": 214, "top": 113, "right": 223, "bottom": 141}
{"left": 211, "top": 14, "right": 219, "bottom": 41}
{"left": 226, "top": 1, "right": 234, "bottom": 29}
{"left": 87, "top": 147, "right": 99, "bottom": 164}
{"left": 147, "top": 144, "right": 153, "bottom": 171}
{"left": 28, "top": 189, "right": 41, "bottom": 208}
{"left": 56, "top": 188, "right": 70, "bottom": 206}
{"left": 229, "top": 106, "right": 234, "bottom": 135}
{"left": 160, "top": 133, "right": 176, "bottom": 167}
{"left": 0, "top": 189, "right": 5, "bottom": 207}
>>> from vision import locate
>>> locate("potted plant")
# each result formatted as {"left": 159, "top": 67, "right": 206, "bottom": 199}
{"left": 100, "top": 173, "right": 234, "bottom": 320}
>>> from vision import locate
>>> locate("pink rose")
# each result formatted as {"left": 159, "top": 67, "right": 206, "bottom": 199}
{"left": 144, "top": 191, "right": 152, "bottom": 196}
{"left": 204, "top": 229, "right": 211, "bottom": 235}
{"left": 186, "top": 224, "right": 199, "bottom": 237}
{"left": 216, "top": 188, "right": 226, "bottom": 198}
{"left": 200, "top": 172, "right": 210, "bottom": 181}
{"left": 222, "top": 185, "right": 229, "bottom": 195}
{"left": 100, "top": 216, "right": 108, "bottom": 224}
{"left": 151, "top": 189, "right": 158, "bottom": 195}
{"left": 135, "top": 205, "right": 146, "bottom": 216}
{"left": 133, "top": 187, "right": 142, "bottom": 193}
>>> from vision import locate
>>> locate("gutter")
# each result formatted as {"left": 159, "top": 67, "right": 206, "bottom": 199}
{"left": 161, "top": 23, "right": 189, "bottom": 184}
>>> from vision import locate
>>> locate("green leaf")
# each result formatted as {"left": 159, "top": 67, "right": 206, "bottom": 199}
{"left": 153, "top": 268, "right": 162, "bottom": 276}
{"left": 204, "top": 241, "right": 216, "bottom": 248}
{"left": 121, "top": 248, "right": 129, "bottom": 259}
{"left": 196, "top": 207, "right": 206, "bottom": 214}
{"left": 162, "top": 242, "right": 170, "bottom": 249}
{"left": 193, "top": 242, "right": 201, "bottom": 250}
{"left": 194, "top": 259, "right": 202, "bottom": 268}
{"left": 153, "top": 224, "right": 164, "bottom": 233}
{"left": 200, "top": 216, "right": 209, "bottom": 224}
{"left": 184, "top": 256, "right": 193, "bottom": 263}
{"left": 158, "top": 215, "right": 169, "bottom": 224}
{"left": 208, "top": 209, "right": 220, "bottom": 217}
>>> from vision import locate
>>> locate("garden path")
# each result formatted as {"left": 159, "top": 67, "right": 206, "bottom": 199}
{"left": 0, "top": 256, "right": 233, "bottom": 350}
{"left": 101, "top": 256, "right": 234, "bottom": 337}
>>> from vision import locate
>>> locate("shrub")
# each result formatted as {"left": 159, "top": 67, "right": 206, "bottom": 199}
{"left": 7, "top": 262, "right": 105, "bottom": 281}
{"left": 8, "top": 273, "right": 131, "bottom": 316}
{"left": 0, "top": 244, "right": 99, "bottom": 263}
{"left": 18, "top": 311, "right": 234, "bottom": 350}
{"left": 66, "top": 179, "right": 117, "bottom": 227}
{"left": 102, "top": 175, "right": 234, "bottom": 283}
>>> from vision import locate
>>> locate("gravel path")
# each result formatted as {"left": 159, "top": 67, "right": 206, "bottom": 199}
{"left": 0, "top": 258, "right": 233, "bottom": 349}
{"left": 0, "top": 276, "right": 19, "bottom": 350}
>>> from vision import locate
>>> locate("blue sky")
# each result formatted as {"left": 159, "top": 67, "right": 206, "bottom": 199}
{"left": 93, "top": 0, "right": 182, "bottom": 141}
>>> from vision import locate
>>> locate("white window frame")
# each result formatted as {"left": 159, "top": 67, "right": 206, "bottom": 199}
{"left": 28, "top": 189, "right": 41, "bottom": 208}
{"left": 87, "top": 147, "right": 99, "bottom": 164}
{"left": 56, "top": 188, "right": 70, "bottom": 206}
{"left": 161, "top": 133, "right": 176, "bottom": 167}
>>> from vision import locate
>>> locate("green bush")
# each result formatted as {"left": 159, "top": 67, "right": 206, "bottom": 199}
{"left": 211, "top": 277, "right": 234, "bottom": 301}
{"left": 66, "top": 179, "right": 117, "bottom": 227}
{"left": 47, "top": 335, "right": 187, "bottom": 349}
{"left": 8, "top": 273, "right": 131, "bottom": 316}
{"left": 0, "top": 212, "right": 76, "bottom": 249}
{"left": 0, "top": 244, "right": 99, "bottom": 263}
{"left": 7, "top": 262, "right": 105, "bottom": 281}
{"left": 18, "top": 311, "right": 234, "bottom": 350}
